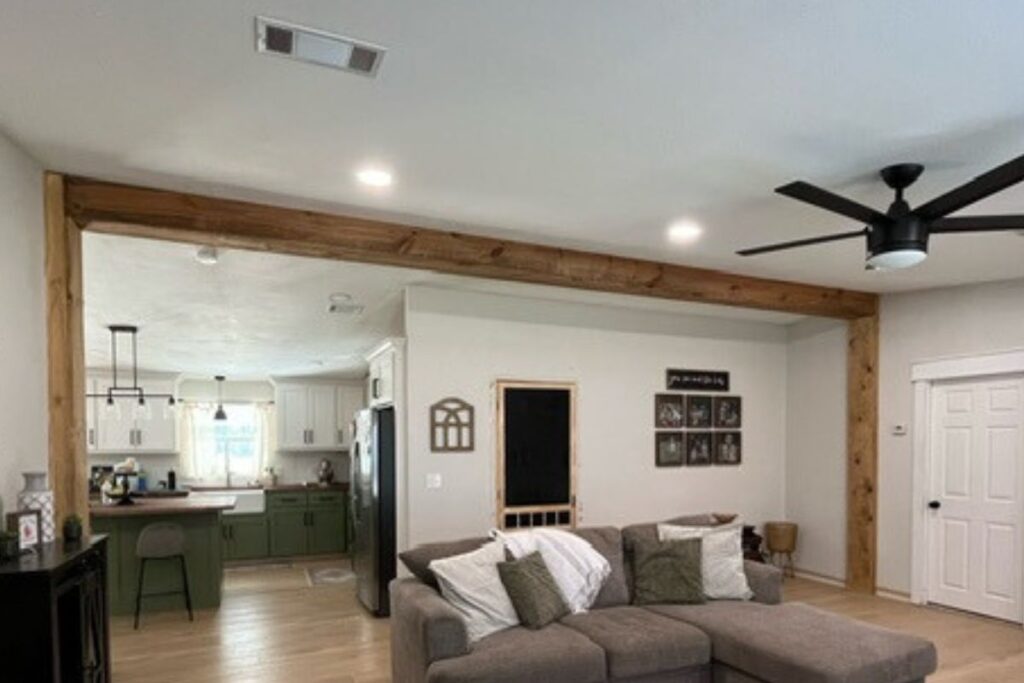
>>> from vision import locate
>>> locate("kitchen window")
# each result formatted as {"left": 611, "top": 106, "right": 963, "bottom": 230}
{"left": 182, "top": 403, "right": 273, "bottom": 483}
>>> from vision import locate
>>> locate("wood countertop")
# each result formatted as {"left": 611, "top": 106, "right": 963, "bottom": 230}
{"left": 187, "top": 482, "right": 349, "bottom": 493}
{"left": 89, "top": 496, "right": 236, "bottom": 518}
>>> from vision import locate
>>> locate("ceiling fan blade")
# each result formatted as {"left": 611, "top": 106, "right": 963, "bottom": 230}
{"left": 737, "top": 229, "right": 867, "bottom": 256}
{"left": 930, "top": 215, "right": 1024, "bottom": 233}
{"left": 776, "top": 181, "right": 887, "bottom": 225}
{"left": 915, "top": 153, "right": 1024, "bottom": 220}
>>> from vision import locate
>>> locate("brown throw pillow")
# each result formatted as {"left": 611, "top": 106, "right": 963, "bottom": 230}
{"left": 497, "top": 551, "right": 570, "bottom": 629}
{"left": 630, "top": 537, "right": 704, "bottom": 606}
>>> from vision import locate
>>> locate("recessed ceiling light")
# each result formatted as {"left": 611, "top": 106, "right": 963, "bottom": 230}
{"left": 195, "top": 246, "right": 219, "bottom": 265}
{"left": 666, "top": 220, "right": 703, "bottom": 244}
{"left": 355, "top": 168, "right": 393, "bottom": 188}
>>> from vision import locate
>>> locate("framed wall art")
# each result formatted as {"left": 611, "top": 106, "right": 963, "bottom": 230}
{"left": 654, "top": 394, "right": 684, "bottom": 429}
{"left": 655, "top": 432, "right": 685, "bottom": 467}
{"left": 667, "top": 369, "right": 729, "bottom": 392}
{"left": 713, "top": 396, "right": 742, "bottom": 429}
{"left": 686, "top": 395, "right": 712, "bottom": 428}
{"left": 686, "top": 432, "right": 713, "bottom": 466}
{"left": 714, "top": 432, "right": 742, "bottom": 465}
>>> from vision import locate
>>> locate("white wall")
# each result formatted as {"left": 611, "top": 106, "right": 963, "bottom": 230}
{"left": 403, "top": 286, "right": 790, "bottom": 547}
{"left": 878, "top": 277, "right": 1024, "bottom": 593}
{"left": 0, "top": 134, "right": 46, "bottom": 517}
{"left": 785, "top": 318, "right": 847, "bottom": 581}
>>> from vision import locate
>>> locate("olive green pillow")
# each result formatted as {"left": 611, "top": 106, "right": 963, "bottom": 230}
{"left": 497, "top": 551, "right": 570, "bottom": 629}
{"left": 630, "top": 537, "right": 705, "bottom": 605}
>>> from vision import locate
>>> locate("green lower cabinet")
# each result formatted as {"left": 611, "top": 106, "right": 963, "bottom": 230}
{"left": 223, "top": 514, "right": 269, "bottom": 561}
{"left": 309, "top": 507, "right": 346, "bottom": 554}
{"left": 267, "top": 490, "right": 348, "bottom": 557}
{"left": 269, "top": 509, "right": 309, "bottom": 557}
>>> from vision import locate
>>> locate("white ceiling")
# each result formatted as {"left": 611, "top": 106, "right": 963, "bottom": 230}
{"left": 84, "top": 233, "right": 801, "bottom": 379}
{"left": 5, "top": 1, "right": 1024, "bottom": 292}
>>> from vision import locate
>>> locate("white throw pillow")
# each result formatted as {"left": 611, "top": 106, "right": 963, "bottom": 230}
{"left": 658, "top": 523, "right": 753, "bottom": 600}
{"left": 429, "top": 540, "right": 519, "bottom": 642}
{"left": 494, "top": 528, "right": 611, "bottom": 613}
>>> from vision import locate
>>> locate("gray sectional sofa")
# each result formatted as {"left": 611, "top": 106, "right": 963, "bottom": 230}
{"left": 390, "top": 518, "right": 937, "bottom": 683}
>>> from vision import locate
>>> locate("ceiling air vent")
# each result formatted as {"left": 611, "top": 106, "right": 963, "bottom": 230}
{"left": 255, "top": 16, "right": 385, "bottom": 77}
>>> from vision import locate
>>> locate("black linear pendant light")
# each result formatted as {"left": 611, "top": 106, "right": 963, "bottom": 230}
{"left": 88, "top": 325, "right": 176, "bottom": 415}
{"left": 214, "top": 375, "right": 228, "bottom": 421}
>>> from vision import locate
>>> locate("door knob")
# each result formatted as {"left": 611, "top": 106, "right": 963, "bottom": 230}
{"left": 928, "top": 500, "right": 941, "bottom": 510}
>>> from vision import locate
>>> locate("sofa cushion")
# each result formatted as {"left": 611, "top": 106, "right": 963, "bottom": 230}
{"left": 630, "top": 537, "right": 704, "bottom": 606}
{"left": 622, "top": 515, "right": 718, "bottom": 599}
{"left": 498, "top": 551, "right": 569, "bottom": 629}
{"left": 562, "top": 606, "right": 710, "bottom": 679}
{"left": 400, "top": 537, "right": 489, "bottom": 588}
{"left": 570, "top": 526, "right": 630, "bottom": 608}
{"left": 647, "top": 601, "right": 937, "bottom": 683}
{"left": 426, "top": 623, "right": 607, "bottom": 683}
{"left": 429, "top": 540, "right": 520, "bottom": 643}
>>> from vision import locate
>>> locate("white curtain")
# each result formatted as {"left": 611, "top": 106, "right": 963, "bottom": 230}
{"left": 178, "top": 401, "right": 274, "bottom": 484}
{"left": 178, "top": 402, "right": 202, "bottom": 479}
{"left": 256, "top": 402, "right": 276, "bottom": 478}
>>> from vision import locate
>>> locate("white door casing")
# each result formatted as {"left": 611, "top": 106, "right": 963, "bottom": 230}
{"left": 924, "top": 375, "right": 1024, "bottom": 622}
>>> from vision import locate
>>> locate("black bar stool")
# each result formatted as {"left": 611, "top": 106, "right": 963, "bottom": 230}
{"left": 133, "top": 522, "right": 194, "bottom": 629}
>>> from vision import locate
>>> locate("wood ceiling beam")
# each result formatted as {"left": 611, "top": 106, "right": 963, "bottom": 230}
{"left": 64, "top": 176, "right": 878, "bottom": 319}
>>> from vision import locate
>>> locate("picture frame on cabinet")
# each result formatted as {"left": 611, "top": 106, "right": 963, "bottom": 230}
{"left": 7, "top": 510, "right": 42, "bottom": 553}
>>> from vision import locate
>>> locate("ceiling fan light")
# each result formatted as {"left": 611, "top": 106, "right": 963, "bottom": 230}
{"left": 866, "top": 248, "right": 927, "bottom": 270}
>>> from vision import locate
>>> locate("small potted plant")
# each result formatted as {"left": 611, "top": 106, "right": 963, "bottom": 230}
{"left": 62, "top": 513, "right": 83, "bottom": 543}
{"left": 0, "top": 530, "right": 18, "bottom": 561}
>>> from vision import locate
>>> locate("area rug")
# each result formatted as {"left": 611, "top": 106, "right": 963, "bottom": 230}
{"left": 306, "top": 566, "right": 355, "bottom": 586}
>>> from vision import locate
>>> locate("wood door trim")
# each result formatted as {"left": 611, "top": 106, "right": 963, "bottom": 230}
{"left": 495, "top": 380, "right": 578, "bottom": 529}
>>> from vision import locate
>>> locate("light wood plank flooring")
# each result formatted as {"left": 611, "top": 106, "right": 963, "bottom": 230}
{"left": 111, "top": 563, "right": 1024, "bottom": 682}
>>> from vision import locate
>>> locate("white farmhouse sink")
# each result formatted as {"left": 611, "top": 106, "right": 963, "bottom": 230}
{"left": 190, "top": 488, "right": 266, "bottom": 515}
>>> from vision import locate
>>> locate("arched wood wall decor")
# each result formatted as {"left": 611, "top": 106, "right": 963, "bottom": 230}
{"left": 430, "top": 397, "right": 475, "bottom": 452}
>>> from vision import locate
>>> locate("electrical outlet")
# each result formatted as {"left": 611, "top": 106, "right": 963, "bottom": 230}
{"left": 892, "top": 424, "right": 908, "bottom": 436}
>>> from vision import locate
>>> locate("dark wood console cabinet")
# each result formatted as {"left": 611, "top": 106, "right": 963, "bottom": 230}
{"left": 0, "top": 536, "right": 110, "bottom": 682}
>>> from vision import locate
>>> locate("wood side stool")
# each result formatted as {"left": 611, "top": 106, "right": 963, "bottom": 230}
{"left": 134, "top": 522, "right": 194, "bottom": 629}
{"left": 764, "top": 522, "right": 798, "bottom": 578}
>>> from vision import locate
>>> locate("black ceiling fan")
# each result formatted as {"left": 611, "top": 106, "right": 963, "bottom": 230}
{"left": 738, "top": 153, "right": 1024, "bottom": 269}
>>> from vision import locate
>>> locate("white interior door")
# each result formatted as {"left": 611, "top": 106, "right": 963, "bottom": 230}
{"left": 928, "top": 375, "right": 1024, "bottom": 622}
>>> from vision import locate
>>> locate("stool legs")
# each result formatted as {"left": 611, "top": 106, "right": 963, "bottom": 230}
{"left": 179, "top": 555, "right": 194, "bottom": 622}
{"left": 133, "top": 558, "right": 147, "bottom": 630}
{"left": 133, "top": 554, "right": 194, "bottom": 628}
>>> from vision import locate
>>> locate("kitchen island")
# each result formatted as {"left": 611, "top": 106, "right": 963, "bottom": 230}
{"left": 90, "top": 496, "right": 235, "bottom": 616}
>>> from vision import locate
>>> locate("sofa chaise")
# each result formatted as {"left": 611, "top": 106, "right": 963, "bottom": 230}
{"left": 390, "top": 517, "right": 937, "bottom": 683}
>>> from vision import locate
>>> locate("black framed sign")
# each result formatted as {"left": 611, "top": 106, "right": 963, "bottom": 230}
{"left": 666, "top": 369, "right": 730, "bottom": 392}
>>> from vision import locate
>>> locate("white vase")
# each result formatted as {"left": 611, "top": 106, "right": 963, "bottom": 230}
{"left": 18, "top": 471, "right": 55, "bottom": 543}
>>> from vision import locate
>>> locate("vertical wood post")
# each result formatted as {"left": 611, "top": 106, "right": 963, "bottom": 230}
{"left": 45, "top": 172, "right": 89, "bottom": 535}
{"left": 846, "top": 313, "right": 879, "bottom": 593}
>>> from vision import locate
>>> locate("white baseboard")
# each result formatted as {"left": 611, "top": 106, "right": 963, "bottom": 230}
{"left": 792, "top": 568, "right": 845, "bottom": 588}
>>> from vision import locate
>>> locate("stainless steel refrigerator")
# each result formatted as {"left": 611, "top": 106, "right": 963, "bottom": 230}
{"left": 351, "top": 406, "right": 396, "bottom": 617}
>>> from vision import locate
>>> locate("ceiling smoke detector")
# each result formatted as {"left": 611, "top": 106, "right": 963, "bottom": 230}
{"left": 327, "top": 292, "right": 365, "bottom": 316}
{"left": 195, "top": 246, "right": 219, "bottom": 265}
{"left": 256, "top": 16, "right": 385, "bottom": 77}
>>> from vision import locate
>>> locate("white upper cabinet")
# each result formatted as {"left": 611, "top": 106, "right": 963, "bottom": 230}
{"left": 335, "top": 384, "right": 365, "bottom": 448}
{"left": 367, "top": 342, "right": 400, "bottom": 407}
{"left": 308, "top": 385, "right": 337, "bottom": 450}
{"left": 275, "top": 381, "right": 350, "bottom": 452}
{"left": 277, "top": 384, "right": 311, "bottom": 450}
{"left": 87, "top": 373, "right": 179, "bottom": 453}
